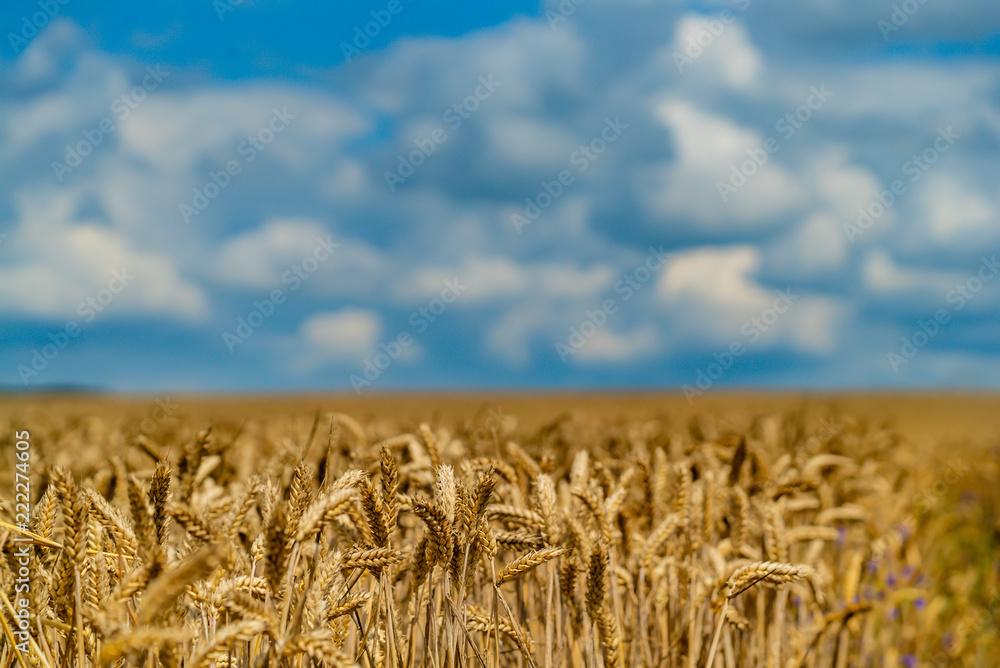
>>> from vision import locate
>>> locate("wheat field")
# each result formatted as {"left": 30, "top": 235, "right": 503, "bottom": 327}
{"left": 1, "top": 395, "right": 998, "bottom": 667}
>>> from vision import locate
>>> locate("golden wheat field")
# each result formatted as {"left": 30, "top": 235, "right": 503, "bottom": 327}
{"left": 1, "top": 394, "right": 998, "bottom": 668}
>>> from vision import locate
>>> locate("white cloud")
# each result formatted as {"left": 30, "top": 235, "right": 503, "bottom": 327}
{"left": 660, "top": 245, "right": 769, "bottom": 312}
{"left": 320, "top": 160, "right": 371, "bottom": 201}
{"left": 765, "top": 212, "right": 848, "bottom": 279}
{"left": 485, "top": 117, "right": 579, "bottom": 171}
{"left": 118, "top": 89, "right": 367, "bottom": 173}
{"left": 574, "top": 326, "right": 660, "bottom": 363}
{"left": 215, "top": 218, "right": 329, "bottom": 289}
{"left": 536, "top": 264, "right": 617, "bottom": 299}
{"left": 2, "top": 9, "right": 1000, "bottom": 389}
{"left": 670, "top": 15, "right": 763, "bottom": 89}
{"left": 658, "top": 245, "right": 813, "bottom": 349}
{"left": 0, "top": 217, "right": 207, "bottom": 321}
{"left": 362, "top": 20, "right": 589, "bottom": 115}
{"left": 395, "top": 259, "right": 615, "bottom": 303}
{"left": 395, "top": 257, "right": 527, "bottom": 303}
{"left": 862, "top": 250, "right": 963, "bottom": 296}
{"left": 8, "top": 19, "right": 89, "bottom": 85}
{"left": 298, "top": 308, "right": 382, "bottom": 364}
{"left": 810, "top": 150, "right": 884, "bottom": 222}
{"left": 641, "top": 101, "right": 804, "bottom": 228}
{"left": 213, "top": 218, "right": 388, "bottom": 297}
{"left": 912, "top": 174, "right": 997, "bottom": 248}
{"left": 658, "top": 101, "right": 759, "bottom": 171}
{"left": 486, "top": 303, "right": 552, "bottom": 365}
{"left": 783, "top": 297, "right": 845, "bottom": 355}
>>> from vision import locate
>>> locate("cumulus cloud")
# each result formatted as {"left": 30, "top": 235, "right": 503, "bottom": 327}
{"left": 670, "top": 14, "right": 763, "bottom": 90}
{"left": 296, "top": 308, "right": 383, "bottom": 366}
{"left": 863, "top": 250, "right": 963, "bottom": 297}
{"left": 1, "top": 4, "right": 999, "bottom": 389}
{"left": 910, "top": 174, "right": 997, "bottom": 251}
{"left": 764, "top": 212, "right": 849, "bottom": 279}
{"left": 574, "top": 326, "right": 660, "bottom": 363}
{"left": 215, "top": 218, "right": 331, "bottom": 289}
{"left": 639, "top": 101, "right": 804, "bottom": 231}
{"left": 395, "top": 259, "right": 615, "bottom": 304}
{"left": 0, "top": 187, "right": 207, "bottom": 321}
{"left": 659, "top": 245, "right": 770, "bottom": 315}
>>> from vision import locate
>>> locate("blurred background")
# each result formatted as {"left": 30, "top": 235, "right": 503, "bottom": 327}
{"left": 1, "top": 0, "right": 998, "bottom": 393}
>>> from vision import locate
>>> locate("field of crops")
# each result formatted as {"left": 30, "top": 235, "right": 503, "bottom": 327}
{"left": 1, "top": 395, "right": 998, "bottom": 667}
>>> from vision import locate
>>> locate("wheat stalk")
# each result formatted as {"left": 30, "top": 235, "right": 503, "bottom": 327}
{"left": 495, "top": 546, "right": 566, "bottom": 586}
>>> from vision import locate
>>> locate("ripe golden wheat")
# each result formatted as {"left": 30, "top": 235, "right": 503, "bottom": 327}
{"left": 0, "top": 407, "right": 998, "bottom": 667}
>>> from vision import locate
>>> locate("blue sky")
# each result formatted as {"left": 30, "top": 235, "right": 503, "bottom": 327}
{"left": 1, "top": 0, "right": 999, "bottom": 393}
